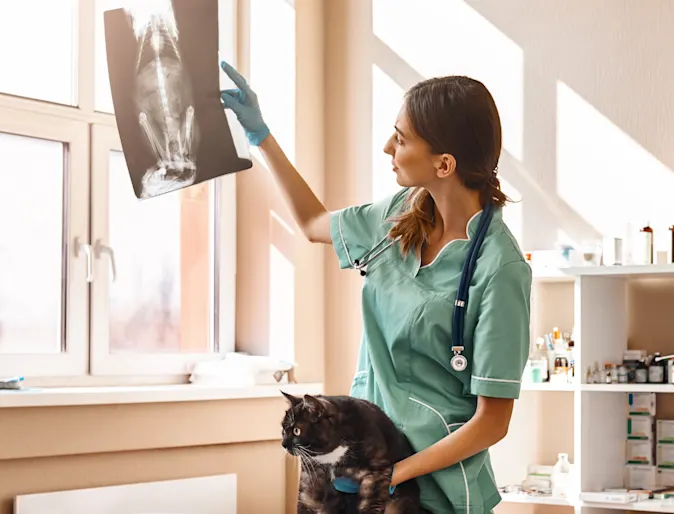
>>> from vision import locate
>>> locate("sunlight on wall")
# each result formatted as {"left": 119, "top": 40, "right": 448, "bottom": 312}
{"left": 250, "top": 0, "right": 295, "bottom": 164}
{"left": 556, "top": 81, "right": 674, "bottom": 253}
{"left": 269, "top": 242, "right": 295, "bottom": 362}
{"left": 499, "top": 175, "right": 524, "bottom": 246}
{"left": 372, "top": 64, "right": 405, "bottom": 202}
{"left": 372, "top": 0, "right": 524, "bottom": 161}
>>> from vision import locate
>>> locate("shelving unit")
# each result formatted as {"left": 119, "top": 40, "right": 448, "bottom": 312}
{"left": 492, "top": 264, "right": 674, "bottom": 514}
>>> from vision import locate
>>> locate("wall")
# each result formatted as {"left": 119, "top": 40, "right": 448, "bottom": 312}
{"left": 0, "top": 398, "right": 290, "bottom": 514}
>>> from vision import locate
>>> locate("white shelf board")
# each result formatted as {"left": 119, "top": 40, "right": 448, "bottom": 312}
{"left": 531, "top": 272, "right": 576, "bottom": 284}
{"left": 500, "top": 492, "right": 572, "bottom": 506}
{"left": 579, "top": 500, "right": 674, "bottom": 512}
{"left": 521, "top": 382, "right": 576, "bottom": 392}
{"left": 0, "top": 382, "right": 325, "bottom": 408}
{"left": 564, "top": 263, "right": 674, "bottom": 279}
{"left": 581, "top": 383, "right": 674, "bottom": 393}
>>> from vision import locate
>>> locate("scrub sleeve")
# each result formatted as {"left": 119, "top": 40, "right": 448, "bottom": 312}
{"left": 329, "top": 191, "right": 404, "bottom": 270}
{"left": 470, "top": 260, "right": 532, "bottom": 399}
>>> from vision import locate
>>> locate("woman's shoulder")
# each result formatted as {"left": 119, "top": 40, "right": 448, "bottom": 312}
{"left": 482, "top": 216, "right": 531, "bottom": 279}
{"left": 380, "top": 187, "right": 411, "bottom": 220}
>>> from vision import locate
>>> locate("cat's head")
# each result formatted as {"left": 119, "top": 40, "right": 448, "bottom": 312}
{"left": 280, "top": 391, "right": 342, "bottom": 458}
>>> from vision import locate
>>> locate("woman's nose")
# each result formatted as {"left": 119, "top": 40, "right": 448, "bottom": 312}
{"left": 383, "top": 137, "right": 394, "bottom": 155}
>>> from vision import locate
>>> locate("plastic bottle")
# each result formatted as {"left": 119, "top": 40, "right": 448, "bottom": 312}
{"left": 638, "top": 222, "right": 654, "bottom": 264}
{"left": 552, "top": 453, "right": 571, "bottom": 498}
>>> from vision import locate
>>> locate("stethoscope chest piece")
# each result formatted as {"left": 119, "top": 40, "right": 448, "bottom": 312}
{"left": 450, "top": 346, "right": 468, "bottom": 372}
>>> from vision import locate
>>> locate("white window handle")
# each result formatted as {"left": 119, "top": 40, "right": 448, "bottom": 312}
{"left": 74, "top": 237, "right": 94, "bottom": 283}
{"left": 94, "top": 240, "right": 117, "bottom": 282}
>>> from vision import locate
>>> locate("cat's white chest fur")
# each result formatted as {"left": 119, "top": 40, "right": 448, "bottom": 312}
{"left": 311, "top": 445, "right": 348, "bottom": 465}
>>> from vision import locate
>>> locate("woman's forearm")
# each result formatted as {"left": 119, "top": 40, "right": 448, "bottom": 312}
{"left": 391, "top": 397, "right": 513, "bottom": 487}
{"left": 259, "top": 134, "right": 331, "bottom": 243}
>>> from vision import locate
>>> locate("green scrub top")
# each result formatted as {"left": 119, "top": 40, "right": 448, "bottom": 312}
{"left": 329, "top": 188, "right": 532, "bottom": 514}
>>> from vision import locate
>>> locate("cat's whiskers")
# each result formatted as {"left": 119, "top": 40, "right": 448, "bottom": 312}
{"left": 296, "top": 447, "right": 320, "bottom": 486}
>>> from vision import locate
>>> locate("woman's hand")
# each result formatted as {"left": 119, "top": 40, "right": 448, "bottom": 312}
{"left": 219, "top": 61, "right": 270, "bottom": 146}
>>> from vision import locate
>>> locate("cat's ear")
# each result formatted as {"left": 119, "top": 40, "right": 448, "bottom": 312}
{"left": 281, "top": 390, "right": 302, "bottom": 407}
{"left": 302, "top": 394, "right": 331, "bottom": 417}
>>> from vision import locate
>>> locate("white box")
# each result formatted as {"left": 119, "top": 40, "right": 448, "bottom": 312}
{"left": 658, "top": 444, "right": 674, "bottom": 468}
{"left": 624, "top": 465, "right": 658, "bottom": 489}
{"left": 659, "top": 468, "right": 674, "bottom": 487}
{"left": 627, "top": 439, "right": 654, "bottom": 465}
{"left": 658, "top": 420, "right": 674, "bottom": 443}
{"left": 579, "top": 491, "right": 638, "bottom": 504}
{"left": 627, "top": 392, "right": 656, "bottom": 416}
{"left": 628, "top": 416, "right": 654, "bottom": 440}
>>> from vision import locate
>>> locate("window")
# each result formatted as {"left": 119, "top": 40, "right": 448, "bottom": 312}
{"left": 0, "top": 0, "right": 78, "bottom": 105}
{"left": 0, "top": 1, "right": 237, "bottom": 380}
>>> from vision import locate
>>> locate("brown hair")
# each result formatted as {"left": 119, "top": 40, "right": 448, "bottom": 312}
{"left": 388, "top": 76, "right": 508, "bottom": 256}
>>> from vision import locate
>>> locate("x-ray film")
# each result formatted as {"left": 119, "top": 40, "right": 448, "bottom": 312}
{"left": 104, "top": 0, "right": 252, "bottom": 199}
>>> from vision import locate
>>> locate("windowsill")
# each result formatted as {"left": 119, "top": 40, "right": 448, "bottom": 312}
{"left": 0, "top": 381, "right": 324, "bottom": 408}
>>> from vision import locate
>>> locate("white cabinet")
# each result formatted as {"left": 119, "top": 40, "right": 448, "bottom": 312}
{"left": 492, "top": 264, "right": 674, "bottom": 514}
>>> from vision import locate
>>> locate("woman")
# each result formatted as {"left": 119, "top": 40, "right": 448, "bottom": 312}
{"left": 220, "top": 61, "right": 531, "bottom": 514}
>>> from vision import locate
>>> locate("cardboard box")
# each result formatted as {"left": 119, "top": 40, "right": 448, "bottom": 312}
{"left": 628, "top": 392, "right": 656, "bottom": 416}
{"left": 627, "top": 439, "right": 654, "bottom": 465}
{"left": 625, "top": 465, "right": 658, "bottom": 489}
{"left": 628, "top": 416, "right": 654, "bottom": 440}
{"left": 658, "top": 420, "right": 674, "bottom": 443}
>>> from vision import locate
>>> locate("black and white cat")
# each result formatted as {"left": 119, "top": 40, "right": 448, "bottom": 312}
{"left": 280, "top": 391, "right": 431, "bottom": 514}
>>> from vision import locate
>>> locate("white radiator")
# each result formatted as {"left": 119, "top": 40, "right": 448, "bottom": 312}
{"left": 15, "top": 474, "right": 237, "bottom": 514}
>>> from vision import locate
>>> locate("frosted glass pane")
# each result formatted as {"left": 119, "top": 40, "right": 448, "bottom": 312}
{"left": 0, "top": 134, "right": 65, "bottom": 354}
{"left": 0, "top": 1, "right": 77, "bottom": 105}
{"left": 107, "top": 151, "right": 214, "bottom": 353}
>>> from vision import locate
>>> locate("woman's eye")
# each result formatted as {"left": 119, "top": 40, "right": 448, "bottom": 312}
{"left": 293, "top": 427, "right": 301, "bottom": 436}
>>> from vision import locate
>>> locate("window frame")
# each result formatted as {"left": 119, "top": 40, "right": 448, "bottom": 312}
{"left": 0, "top": 107, "right": 90, "bottom": 378}
{"left": 89, "top": 125, "right": 237, "bottom": 376}
{"left": 0, "top": 0, "right": 239, "bottom": 380}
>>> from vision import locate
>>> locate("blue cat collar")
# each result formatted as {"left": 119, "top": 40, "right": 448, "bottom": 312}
{"left": 332, "top": 477, "right": 360, "bottom": 494}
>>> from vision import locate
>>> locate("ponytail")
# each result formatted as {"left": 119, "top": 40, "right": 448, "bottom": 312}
{"left": 388, "top": 188, "right": 434, "bottom": 257}
{"left": 481, "top": 170, "right": 508, "bottom": 207}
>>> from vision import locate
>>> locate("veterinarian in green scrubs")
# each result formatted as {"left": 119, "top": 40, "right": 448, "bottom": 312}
{"left": 220, "top": 61, "right": 532, "bottom": 514}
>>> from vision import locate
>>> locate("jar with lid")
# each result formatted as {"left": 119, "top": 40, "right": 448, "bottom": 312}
{"left": 649, "top": 353, "right": 665, "bottom": 383}
{"left": 618, "top": 365, "right": 628, "bottom": 383}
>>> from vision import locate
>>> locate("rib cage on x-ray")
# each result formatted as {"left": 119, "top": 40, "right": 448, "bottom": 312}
{"left": 133, "top": 5, "right": 197, "bottom": 198}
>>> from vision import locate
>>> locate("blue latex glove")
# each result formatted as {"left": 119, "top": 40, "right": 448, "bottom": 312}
{"left": 219, "top": 61, "right": 270, "bottom": 147}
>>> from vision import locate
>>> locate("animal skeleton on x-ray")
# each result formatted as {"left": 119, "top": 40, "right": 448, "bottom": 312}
{"left": 132, "top": 2, "right": 198, "bottom": 198}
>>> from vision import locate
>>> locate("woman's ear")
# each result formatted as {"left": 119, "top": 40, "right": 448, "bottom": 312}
{"left": 435, "top": 153, "right": 456, "bottom": 179}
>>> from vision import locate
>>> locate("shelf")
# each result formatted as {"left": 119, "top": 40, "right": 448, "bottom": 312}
{"left": 564, "top": 263, "right": 674, "bottom": 279}
{"left": 581, "top": 384, "right": 674, "bottom": 393}
{"left": 521, "top": 382, "right": 576, "bottom": 392}
{"left": 532, "top": 270, "right": 576, "bottom": 284}
{"left": 500, "top": 492, "right": 572, "bottom": 506}
{"left": 579, "top": 499, "right": 674, "bottom": 512}
{"left": 501, "top": 493, "right": 674, "bottom": 512}
{"left": 521, "top": 383, "right": 674, "bottom": 393}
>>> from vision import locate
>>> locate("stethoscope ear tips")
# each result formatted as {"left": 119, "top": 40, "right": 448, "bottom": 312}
{"left": 359, "top": 270, "right": 366, "bottom": 277}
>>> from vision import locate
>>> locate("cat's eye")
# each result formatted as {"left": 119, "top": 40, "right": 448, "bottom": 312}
{"left": 293, "top": 427, "right": 301, "bottom": 436}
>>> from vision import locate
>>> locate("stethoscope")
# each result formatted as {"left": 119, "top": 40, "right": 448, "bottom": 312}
{"left": 353, "top": 203, "right": 495, "bottom": 373}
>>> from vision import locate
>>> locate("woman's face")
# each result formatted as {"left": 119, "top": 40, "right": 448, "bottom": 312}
{"left": 383, "top": 105, "right": 450, "bottom": 188}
